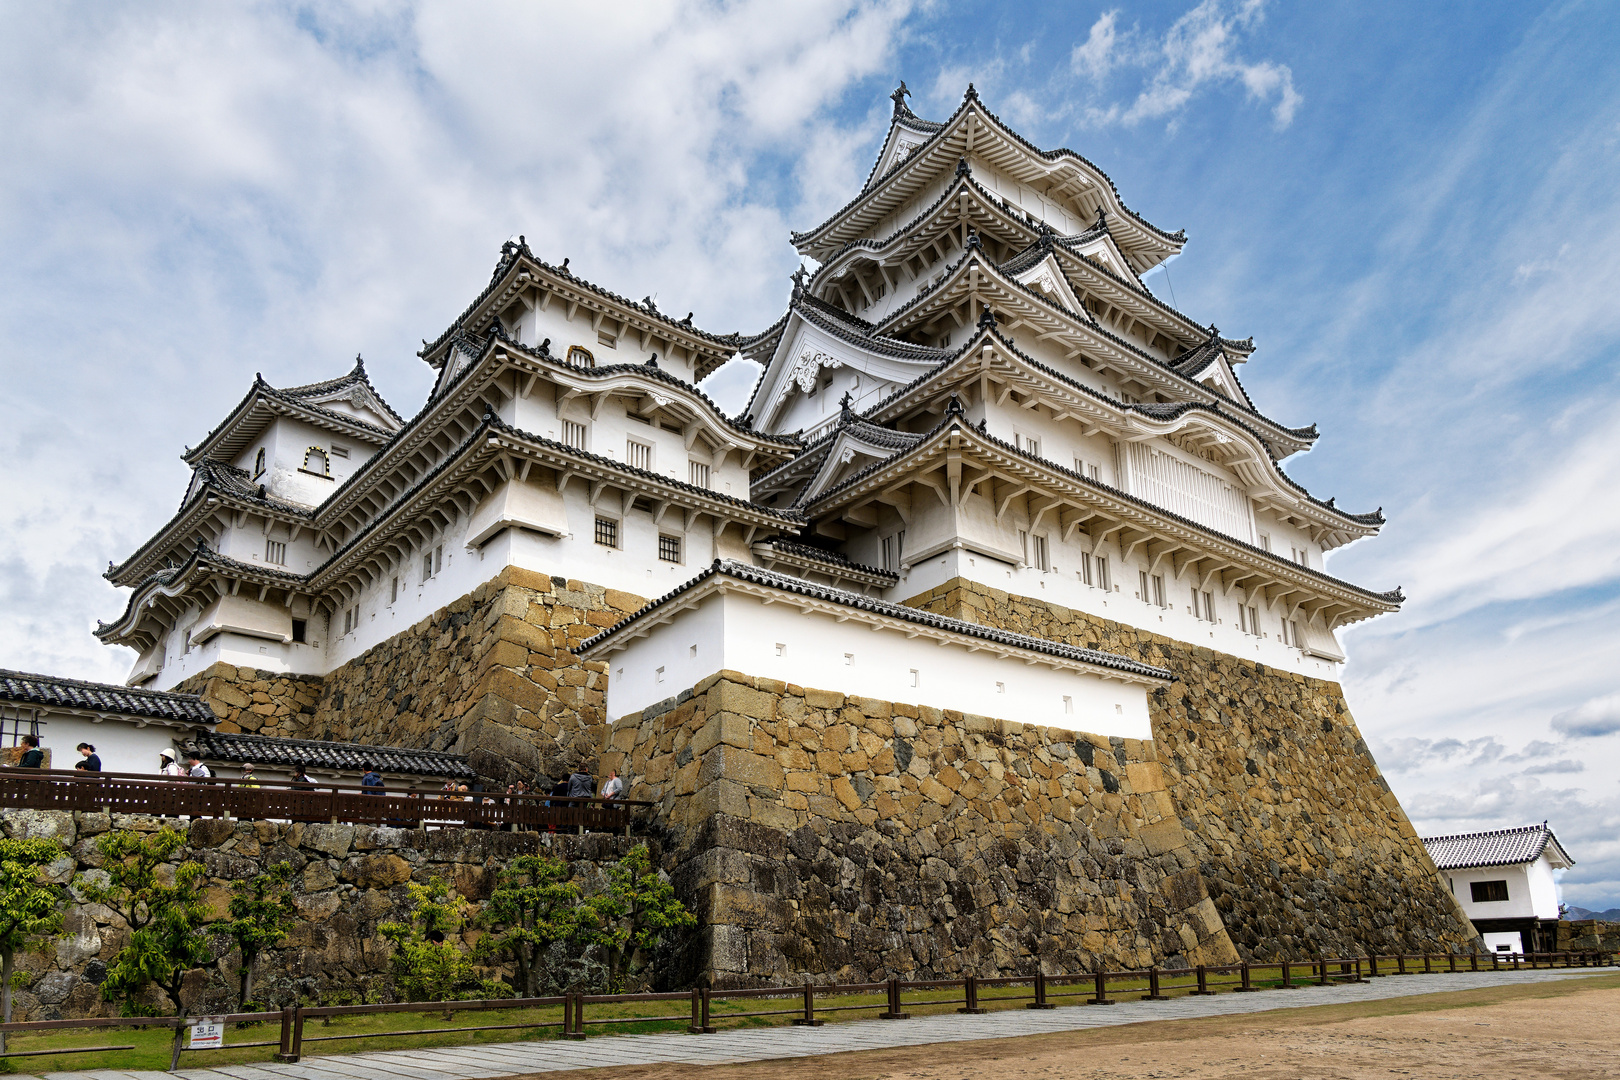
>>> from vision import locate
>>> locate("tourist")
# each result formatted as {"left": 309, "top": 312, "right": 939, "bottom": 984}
{"left": 600, "top": 769, "right": 624, "bottom": 803}
{"left": 158, "top": 748, "right": 186, "bottom": 777}
{"left": 187, "top": 752, "right": 213, "bottom": 779}
{"left": 566, "top": 766, "right": 594, "bottom": 800}
{"left": 16, "top": 736, "right": 43, "bottom": 769}
{"left": 74, "top": 743, "right": 102, "bottom": 771}
{"left": 361, "top": 764, "right": 385, "bottom": 795}
{"left": 239, "top": 762, "right": 260, "bottom": 788}
{"left": 290, "top": 766, "right": 316, "bottom": 790}
{"left": 547, "top": 776, "right": 569, "bottom": 805}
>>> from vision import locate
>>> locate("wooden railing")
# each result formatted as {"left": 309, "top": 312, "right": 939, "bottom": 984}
{"left": 0, "top": 950, "right": 1610, "bottom": 1070}
{"left": 0, "top": 767, "right": 649, "bottom": 832}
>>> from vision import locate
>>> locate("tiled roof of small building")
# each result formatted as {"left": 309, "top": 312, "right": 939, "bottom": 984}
{"left": 184, "top": 731, "right": 477, "bottom": 779}
{"left": 580, "top": 560, "right": 1174, "bottom": 682}
{"left": 1422, "top": 823, "right": 1575, "bottom": 870}
{"left": 0, "top": 669, "right": 217, "bottom": 725}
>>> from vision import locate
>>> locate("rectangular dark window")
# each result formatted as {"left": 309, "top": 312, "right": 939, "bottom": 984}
{"left": 658, "top": 534, "right": 681, "bottom": 563}
{"left": 291, "top": 619, "right": 307, "bottom": 643}
{"left": 1471, "top": 880, "right": 1509, "bottom": 903}
{"left": 594, "top": 517, "right": 618, "bottom": 548}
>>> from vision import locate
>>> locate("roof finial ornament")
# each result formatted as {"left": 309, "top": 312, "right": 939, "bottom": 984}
{"left": 955, "top": 156, "right": 971, "bottom": 179}
{"left": 681, "top": 312, "right": 694, "bottom": 324}
{"left": 353, "top": 352, "right": 365, "bottom": 371}
{"left": 538, "top": 337, "right": 551, "bottom": 355}
{"left": 966, "top": 227, "right": 982, "bottom": 251}
{"left": 965, "top": 82, "right": 979, "bottom": 102}
{"left": 977, "top": 417, "right": 987, "bottom": 432}
{"left": 791, "top": 263, "right": 809, "bottom": 298}
{"left": 839, "top": 390, "right": 853, "bottom": 421}
{"left": 944, "top": 394, "right": 965, "bottom": 418}
{"left": 978, "top": 306, "right": 997, "bottom": 330}
{"left": 1095, "top": 204, "right": 1108, "bottom": 230}
{"left": 561, "top": 257, "right": 570, "bottom": 272}
{"left": 1325, "top": 496, "right": 1336, "bottom": 508}
{"left": 481, "top": 404, "right": 496, "bottom": 425}
{"left": 890, "top": 80, "right": 910, "bottom": 117}
{"left": 1207, "top": 323, "right": 1220, "bottom": 342}
{"left": 642, "top": 295, "right": 659, "bottom": 311}
{"left": 646, "top": 353, "right": 659, "bottom": 368}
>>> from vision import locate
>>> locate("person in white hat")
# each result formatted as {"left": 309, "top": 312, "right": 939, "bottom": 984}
{"left": 158, "top": 748, "right": 186, "bottom": 778}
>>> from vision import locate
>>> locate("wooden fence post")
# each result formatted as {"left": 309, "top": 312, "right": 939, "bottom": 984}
{"left": 1235, "top": 962, "right": 1258, "bottom": 992}
{"left": 274, "top": 1006, "right": 299, "bottom": 1062}
{"left": 1027, "top": 970, "right": 1056, "bottom": 1009}
{"left": 565, "top": 993, "right": 587, "bottom": 1039}
{"left": 1191, "top": 965, "right": 1215, "bottom": 996}
{"left": 1089, "top": 970, "right": 1115, "bottom": 1006}
{"left": 1317, "top": 960, "right": 1330, "bottom": 986}
{"left": 958, "top": 975, "right": 986, "bottom": 1014}
{"left": 794, "top": 981, "right": 824, "bottom": 1025}
{"left": 1280, "top": 961, "right": 1294, "bottom": 989}
{"left": 169, "top": 1018, "right": 186, "bottom": 1072}
{"left": 879, "top": 978, "right": 909, "bottom": 1019}
{"left": 1423, "top": 954, "right": 1433, "bottom": 974}
{"left": 1142, "top": 966, "right": 1168, "bottom": 1001}
{"left": 1397, "top": 954, "right": 1407, "bottom": 975}
{"left": 688, "top": 987, "right": 704, "bottom": 1034}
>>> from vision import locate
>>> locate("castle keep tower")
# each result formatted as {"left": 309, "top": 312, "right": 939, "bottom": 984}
{"left": 99, "top": 85, "right": 1475, "bottom": 981}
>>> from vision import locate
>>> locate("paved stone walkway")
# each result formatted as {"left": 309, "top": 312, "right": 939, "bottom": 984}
{"left": 14, "top": 967, "right": 1612, "bottom": 1080}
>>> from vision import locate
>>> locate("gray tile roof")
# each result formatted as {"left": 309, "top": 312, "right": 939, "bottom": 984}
{"left": 0, "top": 669, "right": 216, "bottom": 725}
{"left": 184, "top": 731, "right": 477, "bottom": 779}
{"left": 580, "top": 560, "right": 1173, "bottom": 681}
{"left": 1422, "top": 823, "right": 1575, "bottom": 870}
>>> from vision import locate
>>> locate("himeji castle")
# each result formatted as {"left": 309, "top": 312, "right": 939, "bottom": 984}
{"left": 95, "top": 85, "right": 1477, "bottom": 973}
{"left": 100, "top": 82, "right": 1397, "bottom": 714}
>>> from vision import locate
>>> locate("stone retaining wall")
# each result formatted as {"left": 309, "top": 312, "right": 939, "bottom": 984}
{"left": 177, "top": 568, "right": 646, "bottom": 786}
{"left": 2, "top": 808, "right": 646, "bottom": 1019}
{"left": 1558, "top": 920, "right": 1620, "bottom": 953}
{"left": 605, "top": 670, "right": 1240, "bottom": 988}
{"left": 902, "top": 577, "right": 1478, "bottom": 960}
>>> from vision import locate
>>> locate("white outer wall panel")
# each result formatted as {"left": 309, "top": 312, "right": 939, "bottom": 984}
{"left": 1444, "top": 861, "right": 1564, "bottom": 921}
{"left": 33, "top": 710, "right": 190, "bottom": 776}
{"left": 602, "top": 590, "right": 1153, "bottom": 738}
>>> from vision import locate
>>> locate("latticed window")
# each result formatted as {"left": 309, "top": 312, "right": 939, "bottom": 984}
{"left": 658, "top": 534, "right": 681, "bottom": 563}
{"left": 568, "top": 346, "right": 594, "bottom": 368}
{"left": 265, "top": 539, "right": 286, "bottom": 566}
{"left": 561, "top": 420, "right": 586, "bottom": 449}
{"left": 688, "top": 461, "right": 710, "bottom": 489}
{"left": 626, "top": 440, "right": 652, "bottom": 470}
{"left": 594, "top": 517, "right": 618, "bottom": 548}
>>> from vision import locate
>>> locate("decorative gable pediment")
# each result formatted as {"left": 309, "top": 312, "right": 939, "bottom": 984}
{"left": 797, "top": 423, "right": 921, "bottom": 505}
{"left": 1013, "top": 254, "right": 1089, "bottom": 320}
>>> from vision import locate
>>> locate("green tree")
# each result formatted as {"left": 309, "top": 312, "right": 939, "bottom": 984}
{"left": 378, "top": 878, "right": 497, "bottom": 1002}
{"left": 221, "top": 863, "right": 295, "bottom": 1007}
{"left": 0, "top": 837, "right": 69, "bottom": 1049}
{"left": 583, "top": 844, "right": 695, "bottom": 991}
{"left": 79, "top": 828, "right": 212, "bottom": 1016}
{"left": 480, "top": 854, "right": 594, "bottom": 997}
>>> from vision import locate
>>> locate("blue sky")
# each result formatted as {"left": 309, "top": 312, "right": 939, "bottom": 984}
{"left": 2, "top": 1, "right": 1617, "bottom": 907}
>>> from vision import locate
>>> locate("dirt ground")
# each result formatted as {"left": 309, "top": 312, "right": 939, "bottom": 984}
{"left": 508, "top": 975, "right": 1620, "bottom": 1080}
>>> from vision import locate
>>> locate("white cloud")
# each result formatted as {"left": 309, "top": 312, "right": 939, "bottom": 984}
{"left": 1553, "top": 693, "right": 1620, "bottom": 740}
{"left": 0, "top": 1, "right": 914, "bottom": 682}
{"left": 1068, "top": 0, "right": 1300, "bottom": 131}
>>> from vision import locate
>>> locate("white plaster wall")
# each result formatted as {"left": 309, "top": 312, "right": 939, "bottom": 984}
{"left": 509, "top": 297, "right": 701, "bottom": 383}
{"left": 238, "top": 418, "right": 369, "bottom": 508}
{"left": 1445, "top": 863, "right": 1545, "bottom": 921}
{"left": 32, "top": 709, "right": 191, "bottom": 777}
{"left": 602, "top": 588, "right": 1153, "bottom": 738}
{"left": 892, "top": 545, "right": 1344, "bottom": 681}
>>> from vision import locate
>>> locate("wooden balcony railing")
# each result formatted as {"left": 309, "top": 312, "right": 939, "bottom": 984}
{"left": 0, "top": 767, "right": 648, "bottom": 833}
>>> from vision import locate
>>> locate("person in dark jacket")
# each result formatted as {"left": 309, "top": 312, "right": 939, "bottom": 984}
{"left": 17, "top": 736, "right": 43, "bottom": 769}
{"left": 566, "top": 768, "right": 594, "bottom": 799}
{"left": 361, "top": 765, "right": 385, "bottom": 795}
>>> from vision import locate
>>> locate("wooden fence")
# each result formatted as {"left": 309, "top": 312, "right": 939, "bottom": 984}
{"left": 0, "top": 767, "right": 648, "bottom": 832}
{"left": 0, "top": 950, "right": 1611, "bottom": 1070}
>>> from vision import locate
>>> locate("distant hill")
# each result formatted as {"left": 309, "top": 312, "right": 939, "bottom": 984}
{"left": 1566, "top": 906, "right": 1620, "bottom": 921}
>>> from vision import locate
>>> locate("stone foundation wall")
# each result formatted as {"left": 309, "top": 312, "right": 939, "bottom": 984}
{"left": 902, "top": 577, "right": 1478, "bottom": 959}
{"left": 604, "top": 670, "right": 1240, "bottom": 988}
{"left": 1558, "top": 920, "right": 1620, "bottom": 953}
{"left": 178, "top": 569, "right": 647, "bottom": 787}
{"left": 2, "top": 808, "right": 647, "bottom": 1019}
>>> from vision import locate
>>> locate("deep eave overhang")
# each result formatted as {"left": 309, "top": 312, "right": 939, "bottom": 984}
{"left": 803, "top": 412, "right": 1402, "bottom": 625}
{"left": 106, "top": 474, "right": 318, "bottom": 587}
{"left": 793, "top": 90, "right": 1184, "bottom": 269}
{"left": 577, "top": 560, "right": 1173, "bottom": 684}
{"left": 183, "top": 381, "right": 396, "bottom": 468}
{"left": 419, "top": 242, "right": 745, "bottom": 381}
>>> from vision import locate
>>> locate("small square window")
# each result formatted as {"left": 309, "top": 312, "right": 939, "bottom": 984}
{"left": 597, "top": 330, "right": 618, "bottom": 348}
{"left": 626, "top": 439, "right": 653, "bottom": 471}
{"left": 658, "top": 534, "right": 681, "bottom": 563}
{"left": 844, "top": 653, "right": 854, "bottom": 666}
{"left": 330, "top": 444, "right": 350, "bottom": 459}
{"left": 1470, "top": 880, "right": 1509, "bottom": 903}
{"left": 775, "top": 643, "right": 786, "bottom": 656}
{"left": 995, "top": 682, "right": 1006, "bottom": 694}
{"left": 655, "top": 665, "right": 665, "bottom": 683}
{"left": 595, "top": 517, "right": 619, "bottom": 548}
{"left": 910, "top": 669, "right": 919, "bottom": 687}
{"left": 1062, "top": 695, "right": 1073, "bottom": 714}
{"left": 291, "top": 619, "right": 307, "bottom": 643}
{"left": 689, "top": 461, "right": 711, "bottom": 489}
{"left": 422, "top": 553, "right": 433, "bottom": 583}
